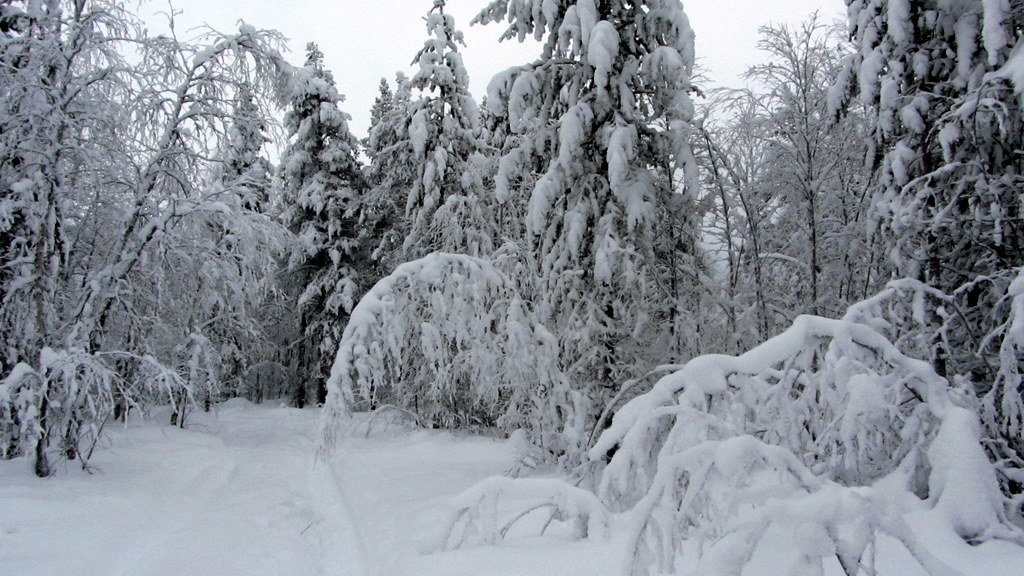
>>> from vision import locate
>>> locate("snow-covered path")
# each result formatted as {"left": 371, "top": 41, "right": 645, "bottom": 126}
{"left": 333, "top": 428, "right": 619, "bottom": 576}
{"left": 0, "top": 401, "right": 365, "bottom": 576}
{"left": 5, "top": 401, "right": 1024, "bottom": 576}
{"left": 0, "top": 401, "right": 619, "bottom": 576}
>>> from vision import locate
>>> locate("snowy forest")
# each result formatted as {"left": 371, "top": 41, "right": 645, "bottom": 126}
{"left": 2, "top": 0, "right": 1024, "bottom": 574}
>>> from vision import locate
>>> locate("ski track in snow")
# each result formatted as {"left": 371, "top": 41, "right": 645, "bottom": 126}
{"left": 0, "top": 400, "right": 365, "bottom": 576}
{"left": 3, "top": 401, "right": 1024, "bottom": 576}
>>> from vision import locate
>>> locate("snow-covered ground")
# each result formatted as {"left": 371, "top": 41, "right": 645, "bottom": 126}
{"left": 0, "top": 400, "right": 364, "bottom": 576}
{"left": 2, "top": 400, "right": 1023, "bottom": 575}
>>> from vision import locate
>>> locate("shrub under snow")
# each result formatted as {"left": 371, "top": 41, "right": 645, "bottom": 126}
{"left": 437, "top": 312, "right": 1022, "bottom": 575}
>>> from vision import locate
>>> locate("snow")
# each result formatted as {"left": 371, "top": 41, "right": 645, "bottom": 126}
{"left": 607, "top": 123, "right": 635, "bottom": 191}
{"left": 0, "top": 401, "right": 362, "bottom": 576}
{"left": 577, "top": 0, "right": 599, "bottom": 49}
{"left": 954, "top": 12, "right": 979, "bottom": 82}
{"left": 858, "top": 50, "right": 884, "bottom": 105}
{"left": 588, "top": 21, "right": 619, "bottom": 92}
{"left": 995, "top": 38, "right": 1024, "bottom": 94}
{"left": 927, "top": 406, "right": 1009, "bottom": 541}
{"left": 440, "top": 476, "right": 611, "bottom": 548}
{"left": 2, "top": 400, "right": 1024, "bottom": 576}
{"left": 508, "top": 69, "right": 538, "bottom": 131}
{"left": 981, "top": 0, "right": 1010, "bottom": 65}
{"left": 409, "top": 108, "right": 430, "bottom": 158}
{"left": 559, "top": 5, "right": 582, "bottom": 54}
{"left": 644, "top": 46, "right": 686, "bottom": 86}
{"left": 887, "top": 0, "right": 912, "bottom": 45}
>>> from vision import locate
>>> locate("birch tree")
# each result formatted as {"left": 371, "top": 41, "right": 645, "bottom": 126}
{"left": 0, "top": 0, "right": 291, "bottom": 474}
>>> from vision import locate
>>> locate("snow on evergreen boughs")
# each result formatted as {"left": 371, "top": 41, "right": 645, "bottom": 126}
{"left": 990, "top": 269, "right": 1024, "bottom": 439}
{"left": 475, "top": 0, "right": 700, "bottom": 464}
{"left": 402, "top": 1, "right": 493, "bottom": 260}
{"left": 832, "top": 0, "right": 1024, "bottom": 500}
{"left": 280, "top": 43, "right": 371, "bottom": 403}
{"left": 221, "top": 85, "right": 274, "bottom": 212}
{"left": 363, "top": 73, "right": 414, "bottom": 272}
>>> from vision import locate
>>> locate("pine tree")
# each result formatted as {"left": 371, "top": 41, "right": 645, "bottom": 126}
{"left": 279, "top": 43, "right": 368, "bottom": 405}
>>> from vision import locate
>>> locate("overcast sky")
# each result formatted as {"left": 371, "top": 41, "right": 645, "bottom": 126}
{"left": 144, "top": 0, "right": 844, "bottom": 138}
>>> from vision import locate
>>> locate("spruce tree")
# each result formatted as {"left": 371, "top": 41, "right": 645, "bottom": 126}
{"left": 363, "top": 73, "right": 414, "bottom": 273}
{"left": 832, "top": 0, "right": 1024, "bottom": 495}
{"left": 280, "top": 43, "right": 368, "bottom": 405}
{"left": 403, "top": 0, "right": 493, "bottom": 260}
{"left": 222, "top": 84, "right": 274, "bottom": 212}
{"left": 475, "top": 0, "right": 699, "bottom": 458}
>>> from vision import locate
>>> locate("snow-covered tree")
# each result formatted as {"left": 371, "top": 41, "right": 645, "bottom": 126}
{"left": 222, "top": 84, "right": 274, "bottom": 212}
{"left": 403, "top": 1, "right": 493, "bottom": 260}
{"left": 363, "top": 73, "right": 414, "bottom": 272}
{"left": 0, "top": 1, "right": 291, "bottom": 475}
{"left": 320, "top": 253, "right": 565, "bottom": 450}
{"left": 367, "top": 78, "right": 397, "bottom": 149}
{"left": 0, "top": 0, "right": 150, "bottom": 472}
{"left": 475, "top": 0, "right": 699, "bottom": 460}
{"left": 831, "top": 0, "right": 1024, "bottom": 496}
{"left": 746, "top": 16, "right": 876, "bottom": 319}
{"left": 365, "top": 76, "right": 409, "bottom": 172}
{"left": 0, "top": 0, "right": 110, "bottom": 384}
{"left": 442, "top": 308, "right": 1020, "bottom": 574}
{"left": 279, "top": 43, "right": 371, "bottom": 405}
{"left": 693, "top": 17, "right": 882, "bottom": 353}
{"left": 695, "top": 90, "right": 778, "bottom": 350}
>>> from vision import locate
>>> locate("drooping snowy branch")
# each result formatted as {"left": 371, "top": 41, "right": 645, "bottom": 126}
{"left": 439, "top": 476, "right": 610, "bottom": 550}
{"left": 591, "top": 313, "right": 1018, "bottom": 574}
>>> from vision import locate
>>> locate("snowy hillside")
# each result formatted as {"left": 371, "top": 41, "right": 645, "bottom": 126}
{"left": 2, "top": 401, "right": 1023, "bottom": 576}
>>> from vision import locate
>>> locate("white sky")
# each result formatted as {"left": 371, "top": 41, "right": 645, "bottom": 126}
{"left": 144, "top": 0, "right": 844, "bottom": 138}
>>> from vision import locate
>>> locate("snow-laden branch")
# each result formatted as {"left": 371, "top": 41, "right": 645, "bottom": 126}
{"left": 438, "top": 476, "right": 610, "bottom": 550}
{"left": 438, "top": 306, "right": 1019, "bottom": 575}
{"left": 592, "top": 312, "right": 1019, "bottom": 575}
